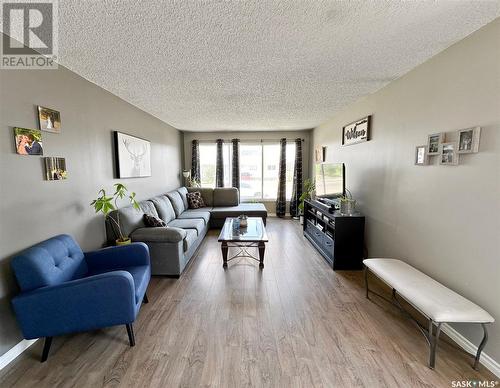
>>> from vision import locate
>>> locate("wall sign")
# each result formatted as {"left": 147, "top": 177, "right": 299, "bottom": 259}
{"left": 342, "top": 116, "right": 371, "bottom": 146}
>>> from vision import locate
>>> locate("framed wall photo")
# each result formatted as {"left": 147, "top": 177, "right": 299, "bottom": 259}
{"left": 13, "top": 127, "right": 43, "bottom": 155}
{"left": 314, "top": 146, "right": 327, "bottom": 163}
{"left": 38, "top": 106, "right": 61, "bottom": 133}
{"left": 342, "top": 116, "right": 371, "bottom": 146}
{"left": 427, "top": 132, "right": 444, "bottom": 155}
{"left": 44, "top": 157, "right": 67, "bottom": 180}
{"left": 414, "top": 145, "right": 429, "bottom": 165}
{"left": 439, "top": 142, "right": 459, "bottom": 165}
{"left": 114, "top": 131, "right": 152, "bottom": 178}
{"left": 457, "top": 126, "right": 480, "bottom": 154}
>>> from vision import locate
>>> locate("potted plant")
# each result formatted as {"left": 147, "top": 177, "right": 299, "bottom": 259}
{"left": 339, "top": 189, "right": 356, "bottom": 215}
{"left": 298, "top": 179, "right": 315, "bottom": 225}
{"left": 90, "top": 183, "right": 140, "bottom": 245}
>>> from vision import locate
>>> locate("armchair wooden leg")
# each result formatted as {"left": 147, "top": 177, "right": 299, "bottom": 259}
{"left": 126, "top": 324, "right": 135, "bottom": 347}
{"left": 41, "top": 337, "right": 52, "bottom": 362}
{"left": 143, "top": 293, "right": 149, "bottom": 304}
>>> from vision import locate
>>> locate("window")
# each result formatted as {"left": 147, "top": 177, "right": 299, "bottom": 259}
{"left": 199, "top": 142, "right": 232, "bottom": 188}
{"left": 198, "top": 140, "right": 296, "bottom": 199}
{"left": 241, "top": 142, "right": 296, "bottom": 201}
{"left": 240, "top": 144, "right": 262, "bottom": 199}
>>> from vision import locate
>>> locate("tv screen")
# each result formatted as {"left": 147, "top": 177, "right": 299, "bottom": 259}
{"left": 315, "top": 163, "right": 345, "bottom": 197}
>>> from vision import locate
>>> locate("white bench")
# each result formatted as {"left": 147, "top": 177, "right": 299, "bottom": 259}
{"left": 363, "top": 258, "right": 494, "bottom": 370}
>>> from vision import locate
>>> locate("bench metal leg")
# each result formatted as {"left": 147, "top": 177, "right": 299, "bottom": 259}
{"left": 473, "top": 323, "right": 488, "bottom": 370}
{"left": 428, "top": 321, "right": 442, "bottom": 369}
{"left": 364, "top": 267, "right": 369, "bottom": 299}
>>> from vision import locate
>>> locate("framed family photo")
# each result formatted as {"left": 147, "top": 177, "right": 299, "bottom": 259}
{"left": 457, "top": 126, "right": 480, "bottom": 154}
{"left": 44, "top": 157, "right": 68, "bottom": 180}
{"left": 14, "top": 127, "right": 43, "bottom": 156}
{"left": 114, "top": 131, "right": 152, "bottom": 178}
{"left": 427, "top": 132, "right": 444, "bottom": 155}
{"left": 439, "top": 142, "right": 459, "bottom": 165}
{"left": 414, "top": 145, "right": 428, "bottom": 165}
{"left": 38, "top": 106, "right": 61, "bottom": 133}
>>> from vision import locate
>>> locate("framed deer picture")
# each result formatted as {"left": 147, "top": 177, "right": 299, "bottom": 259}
{"left": 114, "top": 131, "right": 152, "bottom": 178}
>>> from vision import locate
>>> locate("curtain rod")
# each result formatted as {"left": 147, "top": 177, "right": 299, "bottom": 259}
{"left": 197, "top": 138, "right": 305, "bottom": 143}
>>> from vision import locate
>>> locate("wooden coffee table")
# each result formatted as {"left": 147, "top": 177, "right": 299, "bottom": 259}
{"left": 218, "top": 217, "right": 269, "bottom": 269}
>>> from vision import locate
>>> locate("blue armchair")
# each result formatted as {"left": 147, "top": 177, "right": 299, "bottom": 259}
{"left": 10, "top": 234, "right": 151, "bottom": 362}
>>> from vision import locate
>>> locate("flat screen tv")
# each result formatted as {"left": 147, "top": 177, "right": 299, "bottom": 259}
{"left": 315, "top": 163, "right": 345, "bottom": 198}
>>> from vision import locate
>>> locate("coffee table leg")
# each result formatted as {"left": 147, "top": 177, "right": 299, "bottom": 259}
{"left": 258, "top": 242, "right": 265, "bottom": 269}
{"left": 222, "top": 241, "right": 228, "bottom": 269}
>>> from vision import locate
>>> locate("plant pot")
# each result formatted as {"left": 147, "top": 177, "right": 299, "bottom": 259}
{"left": 116, "top": 238, "right": 131, "bottom": 246}
{"left": 299, "top": 215, "right": 304, "bottom": 225}
{"left": 340, "top": 199, "right": 356, "bottom": 215}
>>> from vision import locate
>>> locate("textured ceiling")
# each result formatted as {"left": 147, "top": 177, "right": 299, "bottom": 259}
{"left": 53, "top": 2, "right": 500, "bottom": 131}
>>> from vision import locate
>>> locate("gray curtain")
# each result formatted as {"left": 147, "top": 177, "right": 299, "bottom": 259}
{"left": 290, "top": 138, "right": 303, "bottom": 217}
{"left": 216, "top": 139, "right": 224, "bottom": 187}
{"left": 275, "top": 138, "right": 287, "bottom": 217}
{"left": 191, "top": 140, "right": 200, "bottom": 183}
{"left": 231, "top": 139, "right": 240, "bottom": 189}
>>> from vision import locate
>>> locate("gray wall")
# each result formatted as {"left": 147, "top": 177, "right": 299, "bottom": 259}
{"left": 183, "top": 130, "right": 312, "bottom": 213}
{"left": 0, "top": 61, "right": 182, "bottom": 356}
{"left": 313, "top": 20, "right": 500, "bottom": 361}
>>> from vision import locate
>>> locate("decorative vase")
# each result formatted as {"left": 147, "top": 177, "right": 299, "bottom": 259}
{"left": 116, "top": 238, "right": 131, "bottom": 246}
{"left": 340, "top": 199, "right": 356, "bottom": 215}
{"left": 238, "top": 214, "right": 248, "bottom": 228}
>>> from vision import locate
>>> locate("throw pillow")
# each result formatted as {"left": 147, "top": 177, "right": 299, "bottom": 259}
{"left": 187, "top": 191, "right": 205, "bottom": 209}
{"left": 143, "top": 213, "right": 167, "bottom": 227}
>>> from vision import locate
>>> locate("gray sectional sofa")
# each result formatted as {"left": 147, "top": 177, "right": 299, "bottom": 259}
{"left": 106, "top": 187, "right": 267, "bottom": 276}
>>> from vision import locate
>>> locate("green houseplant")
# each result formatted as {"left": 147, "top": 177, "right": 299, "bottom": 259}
{"left": 298, "top": 179, "right": 315, "bottom": 224}
{"left": 90, "top": 183, "right": 140, "bottom": 245}
{"left": 339, "top": 188, "right": 356, "bottom": 215}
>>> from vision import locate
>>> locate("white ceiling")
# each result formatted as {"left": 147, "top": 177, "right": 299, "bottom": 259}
{"left": 54, "top": 2, "right": 499, "bottom": 131}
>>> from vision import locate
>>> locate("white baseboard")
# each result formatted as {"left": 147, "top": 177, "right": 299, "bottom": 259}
{"left": 0, "top": 339, "right": 38, "bottom": 371}
{"left": 442, "top": 323, "right": 500, "bottom": 378}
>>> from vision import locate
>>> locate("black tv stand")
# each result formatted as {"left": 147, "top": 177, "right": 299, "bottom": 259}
{"left": 303, "top": 199, "right": 365, "bottom": 270}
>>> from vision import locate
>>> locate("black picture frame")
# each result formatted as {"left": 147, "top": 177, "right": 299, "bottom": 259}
{"left": 342, "top": 115, "right": 371, "bottom": 146}
{"left": 114, "top": 131, "right": 152, "bottom": 178}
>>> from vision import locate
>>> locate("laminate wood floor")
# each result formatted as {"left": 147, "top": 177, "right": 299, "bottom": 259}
{"left": 0, "top": 218, "right": 496, "bottom": 387}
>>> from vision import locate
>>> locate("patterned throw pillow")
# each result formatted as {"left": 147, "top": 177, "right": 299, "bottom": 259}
{"left": 187, "top": 191, "right": 205, "bottom": 209}
{"left": 143, "top": 213, "right": 167, "bottom": 227}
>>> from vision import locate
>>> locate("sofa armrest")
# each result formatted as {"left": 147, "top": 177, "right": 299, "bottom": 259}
{"left": 11, "top": 271, "right": 136, "bottom": 339}
{"left": 131, "top": 227, "right": 186, "bottom": 243}
{"left": 85, "top": 242, "right": 150, "bottom": 272}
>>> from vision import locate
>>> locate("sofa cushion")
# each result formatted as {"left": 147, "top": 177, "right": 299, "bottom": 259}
{"left": 187, "top": 187, "right": 214, "bottom": 207}
{"left": 11, "top": 234, "right": 87, "bottom": 292}
{"left": 210, "top": 203, "right": 267, "bottom": 219}
{"left": 110, "top": 199, "right": 158, "bottom": 239}
{"left": 176, "top": 187, "right": 189, "bottom": 209}
{"left": 151, "top": 195, "right": 176, "bottom": 224}
{"left": 168, "top": 218, "right": 206, "bottom": 235}
{"left": 177, "top": 208, "right": 211, "bottom": 225}
{"left": 143, "top": 213, "right": 167, "bottom": 227}
{"left": 131, "top": 227, "right": 186, "bottom": 243}
{"left": 187, "top": 191, "right": 206, "bottom": 209}
{"left": 213, "top": 188, "right": 239, "bottom": 207}
{"left": 139, "top": 200, "right": 159, "bottom": 218}
{"left": 183, "top": 229, "right": 198, "bottom": 252}
{"left": 166, "top": 191, "right": 185, "bottom": 217}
